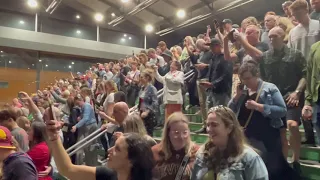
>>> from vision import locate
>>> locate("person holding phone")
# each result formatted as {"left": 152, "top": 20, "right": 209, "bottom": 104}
{"left": 199, "top": 38, "right": 233, "bottom": 120}
{"left": 228, "top": 61, "right": 298, "bottom": 180}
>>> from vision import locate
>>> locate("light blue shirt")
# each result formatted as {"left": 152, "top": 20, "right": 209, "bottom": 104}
{"left": 75, "top": 103, "right": 96, "bottom": 128}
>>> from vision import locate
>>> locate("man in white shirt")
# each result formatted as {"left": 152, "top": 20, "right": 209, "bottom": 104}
{"left": 288, "top": 0, "right": 320, "bottom": 59}
{"left": 147, "top": 48, "right": 165, "bottom": 67}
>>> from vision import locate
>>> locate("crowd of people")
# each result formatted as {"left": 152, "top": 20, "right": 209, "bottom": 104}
{"left": 0, "top": 0, "right": 320, "bottom": 179}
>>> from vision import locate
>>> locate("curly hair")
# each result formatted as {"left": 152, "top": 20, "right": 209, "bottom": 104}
{"left": 203, "top": 106, "right": 247, "bottom": 172}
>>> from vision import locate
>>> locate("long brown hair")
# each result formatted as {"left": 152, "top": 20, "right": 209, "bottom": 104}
{"left": 160, "top": 112, "right": 194, "bottom": 160}
{"left": 203, "top": 106, "right": 247, "bottom": 172}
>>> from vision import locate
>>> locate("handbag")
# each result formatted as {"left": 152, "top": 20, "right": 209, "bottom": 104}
{"left": 243, "top": 82, "right": 265, "bottom": 130}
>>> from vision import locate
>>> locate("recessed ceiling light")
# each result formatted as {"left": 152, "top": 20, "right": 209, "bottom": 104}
{"left": 94, "top": 13, "right": 104, "bottom": 22}
{"left": 39, "top": 59, "right": 42, "bottom": 62}
{"left": 69, "top": 65, "right": 72, "bottom": 69}
{"left": 145, "top": 24, "right": 154, "bottom": 32}
{"left": 176, "top": 9, "right": 186, "bottom": 18}
{"left": 111, "top": 13, "right": 116, "bottom": 17}
{"left": 124, "top": 34, "right": 127, "bottom": 37}
{"left": 8, "top": 61, "right": 12, "bottom": 64}
{"left": 76, "top": 15, "right": 80, "bottom": 19}
{"left": 129, "top": 37, "right": 132, "bottom": 40}
{"left": 45, "top": 64, "right": 48, "bottom": 67}
{"left": 76, "top": 30, "right": 81, "bottom": 34}
{"left": 28, "top": 68, "right": 30, "bottom": 69}
{"left": 32, "top": 64, "right": 34, "bottom": 66}
{"left": 27, "top": 0, "right": 38, "bottom": 8}
{"left": 0, "top": 51, "right": 3, "bottom": 53}
{"left": 121, "top": 0, "right": 129, "bottom": 3}
{"left": 19, "top": 20, "right": 25, "bottom": 24}
{"left": 71, "top": 62, "right": 74, "bottom": 64}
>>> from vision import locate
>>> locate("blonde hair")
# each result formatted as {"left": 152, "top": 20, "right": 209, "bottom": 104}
{"left": 104, "top": 80, "right": 118, "bottom": 94}
{"left": 17, "top": 116, "right": 30, "bottom": 132}
{"left": 277, "top": 17, "right": 295, "bottom": 42}
{"left": 123, "top": 114, "right": 147, "bottom": 136}
{"left": 241, "top": 16, "right": 261, "bottom": 32}
{"left": 203, "top": 106, "right": 247, "bottom": 171}
{"left": 160, "top": 112, "right": 194, "bottom": 160}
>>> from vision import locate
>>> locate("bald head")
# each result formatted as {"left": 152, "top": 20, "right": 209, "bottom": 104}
{"left": 269, "top": 26, "right": 285, "bottom": 39}
{"left": 268, "top": 26, "right": 286, "bottom": 49}
{"left": 264, "top": 15, "right": 277, "bottom": 30}
{"left": 113, "top": 102, "right": 129, "bottom": 124}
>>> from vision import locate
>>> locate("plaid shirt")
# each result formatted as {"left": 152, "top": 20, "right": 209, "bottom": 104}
{"left": 259, "top": 46, "right": 306, "bottom": 96}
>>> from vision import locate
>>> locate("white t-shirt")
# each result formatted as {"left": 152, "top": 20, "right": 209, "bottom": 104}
{"left": 103, "top": 93, "right": 115, "bottom": 112}
{"left": 288, "top": 19, "right": 320, "bottom": 59}
{"left": 147, "top": 55, "right": 165, "bottom": 67}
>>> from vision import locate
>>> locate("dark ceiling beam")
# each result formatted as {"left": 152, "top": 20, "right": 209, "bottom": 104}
{"left": 200, "top": 0, "right": 214, "bottom": 11}
{"left": 98, "top": 0, "right": 146, "bottom": 28}
{"left": 155, "top": 2, "right": 207, "bottom": 27}
{"left": 109, "top": 0, "right": 161, "bottom": 26}
{"left": 163, "top": 0, "right": 178, "bottom": 8}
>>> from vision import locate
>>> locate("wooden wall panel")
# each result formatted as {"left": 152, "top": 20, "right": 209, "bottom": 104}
{"left": 0, "top": 67, "right": 37, "bottom": 104}
{"left": 39, "top": 71, "right": 71, "bottom": 90}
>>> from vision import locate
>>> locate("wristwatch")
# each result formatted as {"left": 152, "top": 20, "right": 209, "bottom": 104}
{"left": 295, "top": 90, "right": 301, "bottom": 94}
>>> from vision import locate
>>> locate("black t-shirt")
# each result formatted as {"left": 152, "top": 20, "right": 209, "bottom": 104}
{"left": 96, "top": 166, "right": 117, "bottom": 180}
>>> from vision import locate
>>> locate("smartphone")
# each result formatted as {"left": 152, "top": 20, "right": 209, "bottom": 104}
{"left": 132, "top": 50, "right": 135, "bottom": 56}
{"left": 213, "top": 19, "right": 219, "bottom": 28}
{"left": 48, "top": 103, "right": 55, "bottom": 121}
{"left": 228, "top": 29, "right": 236, "bottom": 43}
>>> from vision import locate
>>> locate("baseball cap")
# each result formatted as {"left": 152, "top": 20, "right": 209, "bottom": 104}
{"left": 205, "top": 38, "right": 221, "bottom": 46}
{"left": 161, "top": 49, "right": 173, "bottom": 58}
{"left": 0, "top": 126, "right": 15, "bottom": 149}
{"left": 232, "top": 24, "right": 240, "bottom": 28}
{"left": 222, "top": 19, "right": 233, "bottom": 24}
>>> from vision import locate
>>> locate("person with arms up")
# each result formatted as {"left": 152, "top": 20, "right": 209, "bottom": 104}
{"left": 46, "top": 117, "right": 154, "bottom": 180}
{"left": 232, "top": 26, "right": 307, "bottom": 175}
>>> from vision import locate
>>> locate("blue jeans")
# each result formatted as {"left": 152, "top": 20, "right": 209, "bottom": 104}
{"left": 312, "top": 103, "right": 320, "bottom": 145}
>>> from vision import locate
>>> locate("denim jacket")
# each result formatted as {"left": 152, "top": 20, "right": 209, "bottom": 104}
{"left": 228, "top": 79, "right": 286, "bottom": 128}
{"left": 191, "top": 145, "right": 268, "bottom": 180}
{"left": 138, "top": 84, "right": 158, "bottom": 113}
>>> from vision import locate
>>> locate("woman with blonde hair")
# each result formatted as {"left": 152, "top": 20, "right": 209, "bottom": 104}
{"left": 138, "top": 71, "right": 158, "bottom": 136}
{"left": 114, "top": 114, "right": 157, "bottom": 147}
{"left": 152, "top": 112, "right": 199, "bottom": 180}
{"left": 277, "top": 17, "right": 295, "bottom": 43}
{"left": 191, "top": 106, "right": 268, "bottom": 180}
{"left": 180, "top": 36, "right": 195, "bottom": 61}
{"left": 102, "top": 80, "right": 118, "bottom": 117}
{"left": 154, "top": 61, "right": 184, "bottom": 121}
{"left": 241, "top": 16, "right": 261, "bottom": 33}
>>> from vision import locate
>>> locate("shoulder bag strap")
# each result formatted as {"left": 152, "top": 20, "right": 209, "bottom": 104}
{"left": 174, "top": 154, "right": 190, "bottom": 180}
{"left": 243, "top": 82, "right": 265, "bottom": 129}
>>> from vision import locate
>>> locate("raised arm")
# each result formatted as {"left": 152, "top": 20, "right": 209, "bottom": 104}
{"left": 46, "top": 120, "right": 96, "bottom": 180}
{"left": 235, "top": 32, "right": 263, "bottom": 61}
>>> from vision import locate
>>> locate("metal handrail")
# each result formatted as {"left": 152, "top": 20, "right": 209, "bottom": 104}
{"left": 67, "top": 72, "right": 195, "bottom": 156}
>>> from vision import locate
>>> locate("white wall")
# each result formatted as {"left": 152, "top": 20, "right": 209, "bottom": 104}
{"left": 0, "top": 26, "right": 142, "bottom": 59}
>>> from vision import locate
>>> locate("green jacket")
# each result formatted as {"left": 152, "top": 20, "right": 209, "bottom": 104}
{"left": 305, "top": 42, "right": 320, "bottom": 105}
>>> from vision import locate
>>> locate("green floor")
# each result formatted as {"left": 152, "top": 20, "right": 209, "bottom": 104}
{"left": 153, "top": 107, "right": 320, "bottom": 180}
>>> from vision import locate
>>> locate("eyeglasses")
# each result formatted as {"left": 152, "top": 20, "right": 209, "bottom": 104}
{"left": 170, "top": 130, "right": 190, "bottom": 138}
